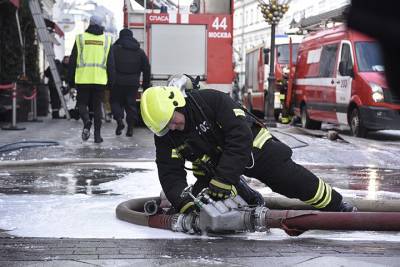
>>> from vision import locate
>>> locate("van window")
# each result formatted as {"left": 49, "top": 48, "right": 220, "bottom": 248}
{"left": 277, "top": 44, "right": 299, "bottom": 64}
{"left": 319, "top": 44, "right": 338, "bottom": 77}
{"left": 355, "top": 42, "right": 384, "bottom": 72}
{"left": 340, "top": 43, "right": 353, "bottom": 67}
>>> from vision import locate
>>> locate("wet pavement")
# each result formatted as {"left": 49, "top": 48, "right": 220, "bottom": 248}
{"left": 1, "top": 237, "right": 400, "bottom": 266}
{"left": 1, "top": 117, "right": 400, "bottom": 266}
{"left": 0, "top": 164, "right": 145, "bottom": 195}
{"left": 0, "top": 118, "right": 155, "bottom": 161}
{"left": 2, "top": 163, "right": 400, "bottom": 199}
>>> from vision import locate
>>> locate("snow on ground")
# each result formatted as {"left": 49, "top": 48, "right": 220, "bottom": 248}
{"left": 1, "top": 162, "right": 400, "bottom": 242}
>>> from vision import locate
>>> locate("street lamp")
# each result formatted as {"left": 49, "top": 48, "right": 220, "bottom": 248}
{"left": 259, "top": 0, "right": 289, "bottom": 127}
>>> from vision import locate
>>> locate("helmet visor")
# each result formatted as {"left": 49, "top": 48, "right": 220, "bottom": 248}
{"left": 156, "top": 125, "right": 170, "bottom": 137}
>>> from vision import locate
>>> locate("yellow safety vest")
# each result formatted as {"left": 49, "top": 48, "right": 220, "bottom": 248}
{"left": 75, "top": 32, "right": 112, "bottom": 85}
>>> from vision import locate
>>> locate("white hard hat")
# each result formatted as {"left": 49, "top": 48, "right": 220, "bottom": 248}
{"left": 89, "top": 14, "right": 104, "bottom": 27}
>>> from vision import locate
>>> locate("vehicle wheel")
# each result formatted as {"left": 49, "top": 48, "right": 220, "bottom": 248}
{"left": 301, "top": 104, "right": 321, "bottom": 130}
{"left": 350, "top": 108, "right": 368, "bottom": 138}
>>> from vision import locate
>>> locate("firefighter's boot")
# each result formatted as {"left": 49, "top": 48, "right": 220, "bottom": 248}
{"left": 81, "top": 121, "right": 92, "bottom": 141}
{"left": 339, "top": 201, "right": 357, "bottom": 212}
{"left": 115, "top": 120, "right": 125, "bottom": 136}
{"left": 236, "top": 176, "right": 265, "bottom": 206}
{"left": 94, "top": 127, "right": 103, "bottom": 143}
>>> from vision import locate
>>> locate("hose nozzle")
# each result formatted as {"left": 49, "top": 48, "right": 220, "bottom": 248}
{"left": 144, "top": 199, "right": 160, "bottom": 216}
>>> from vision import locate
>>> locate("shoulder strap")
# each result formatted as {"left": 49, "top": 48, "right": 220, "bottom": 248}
{"left": 186, "top": 90, "right": 222, "bottom": 146}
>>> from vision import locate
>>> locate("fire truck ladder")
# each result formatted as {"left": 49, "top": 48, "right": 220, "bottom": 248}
{"left": 28, "top": 0, "right": 70, "bottom": 119}
{"left": 296, "top": 5, "right": 349, "bottom": 32}
{"left": 125, "top": 0, "right": 147, "bottom": 51}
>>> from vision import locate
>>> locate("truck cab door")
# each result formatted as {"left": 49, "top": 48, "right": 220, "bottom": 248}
{"left": 318, "top": 43, "right": 339, "bottom": 122}
{"left": 335, "top": 41, "right": 354, "bottom": 125}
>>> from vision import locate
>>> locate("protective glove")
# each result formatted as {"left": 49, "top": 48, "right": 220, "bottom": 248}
{"left": 207, "top": 178, "right": 237, "bottom": 200}
{"left": 236, "top": 175, "right": 265, "bottom": 206}
{"left": 179, "top": 201, "right": 197, "bottom": 214}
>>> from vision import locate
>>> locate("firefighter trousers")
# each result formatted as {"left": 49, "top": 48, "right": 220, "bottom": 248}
{"left": 244, "top": 139, "right": 343, "bottom": 211}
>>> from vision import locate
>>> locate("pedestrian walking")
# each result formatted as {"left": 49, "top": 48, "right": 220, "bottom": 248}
{"left": 68, "top": 14, "right": 115, "bottom": 143}
{"left": 110, "top": 28, "right": 151, "bottom": 137}
{"left": 140, "top": 85, "right": 357, "bottom": 214}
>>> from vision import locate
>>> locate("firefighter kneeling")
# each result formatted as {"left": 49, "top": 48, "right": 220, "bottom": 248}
{"left": 140, "top": 85, "right": 356, "bottom": 215}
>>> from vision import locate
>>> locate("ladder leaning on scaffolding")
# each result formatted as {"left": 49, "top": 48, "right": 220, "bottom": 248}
{"left": 28, "top": 0, "right": 70, "bottom": 119}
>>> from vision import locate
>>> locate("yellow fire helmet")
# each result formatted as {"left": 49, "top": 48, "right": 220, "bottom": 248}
{"left": 140, "top": 86, "right": 186, "bottom": 136}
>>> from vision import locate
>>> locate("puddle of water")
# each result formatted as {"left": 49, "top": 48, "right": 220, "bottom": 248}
{"left": 1, "top": 163, "right": 399, "bottom": 202}
{"left": 0, "top": 164, "right": 149, "bottom": 195}
{"left": 304, "top": 165, "right": 400, "bottom": 200}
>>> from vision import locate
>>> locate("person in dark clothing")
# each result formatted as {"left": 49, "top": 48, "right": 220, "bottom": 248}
{"left": 110, "top": 28, "right": 151, "bottom": 137}
{"left": 44, "top": 59, "right": 64, "bottom": 119}
{"left": 61, "top": 56, "right": 70, "bottom": 80}
{"left": 140, "top": 86, "right": 357, "bottom": 215}
{"left": 68, "top": 14, "right": 115, "bottom": 143}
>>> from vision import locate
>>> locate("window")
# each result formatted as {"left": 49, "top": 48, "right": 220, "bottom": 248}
{"left": 355, "top": 41, "right": 384, "bottom": 72}
{"left": 277, "top": 44, "right": 300, "bottom": 64}
{"left": 257, "top": 6, "right": 262, "bottom": 22}
{"left": 340, "top": 43, "right": 351, "bottom": 63}
{"left": 339, "top": 43, "right": 353, "bottom": 73}
{"left": 319, "top": 44, "right": 338, "bottom": 77}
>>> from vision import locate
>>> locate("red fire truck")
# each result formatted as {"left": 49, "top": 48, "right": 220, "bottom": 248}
{"left": 123, "top": 0, "right": 234, "bottom": 96}
{"left": 290, "top": 25, "right": 400, "bottom": 137}
{"left": 243, "top": 34, "right": 303, "bottom": 122}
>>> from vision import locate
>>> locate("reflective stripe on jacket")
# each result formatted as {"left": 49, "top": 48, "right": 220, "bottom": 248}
{"left": 75, "top": 32, "right": 112, "bottom": 85}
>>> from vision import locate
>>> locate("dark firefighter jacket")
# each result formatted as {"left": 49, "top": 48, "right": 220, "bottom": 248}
{"left": 154, "top": 89, "right": 272, "bottom": 210}
{"left": 111, "top": 33, "right": 151, "bottom": 89}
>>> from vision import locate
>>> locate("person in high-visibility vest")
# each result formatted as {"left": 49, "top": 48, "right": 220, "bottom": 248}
{"left": 139, "top": 82, "right": 357, "bottom": 215}
{"left": 68, "top": 14, "right": 115, "bottom": 143}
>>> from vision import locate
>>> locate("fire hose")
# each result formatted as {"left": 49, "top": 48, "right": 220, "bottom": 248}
{"left": 116, "top": 186, "right": 400, "bottom": 236}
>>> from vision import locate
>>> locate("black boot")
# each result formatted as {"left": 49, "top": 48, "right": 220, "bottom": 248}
{"left": 126, "top": 125, "right": 133, "bottom": 137}
{"left": 115, "top": 120, "right": 125, "bottom": 136}
{"left": 236, "top": 176, "right": 265, "bottom": 206}
{"left": 81, "top": 121, "right": 92, "bottom": 141}
{"left": 52, "top": 110, "right": 60, "bottom": 119}
{"left": 338, "top": 201, "right": 357, "bottom": 212}
{"left": 94, "top": 129, "right": 103, "bottom": 143}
